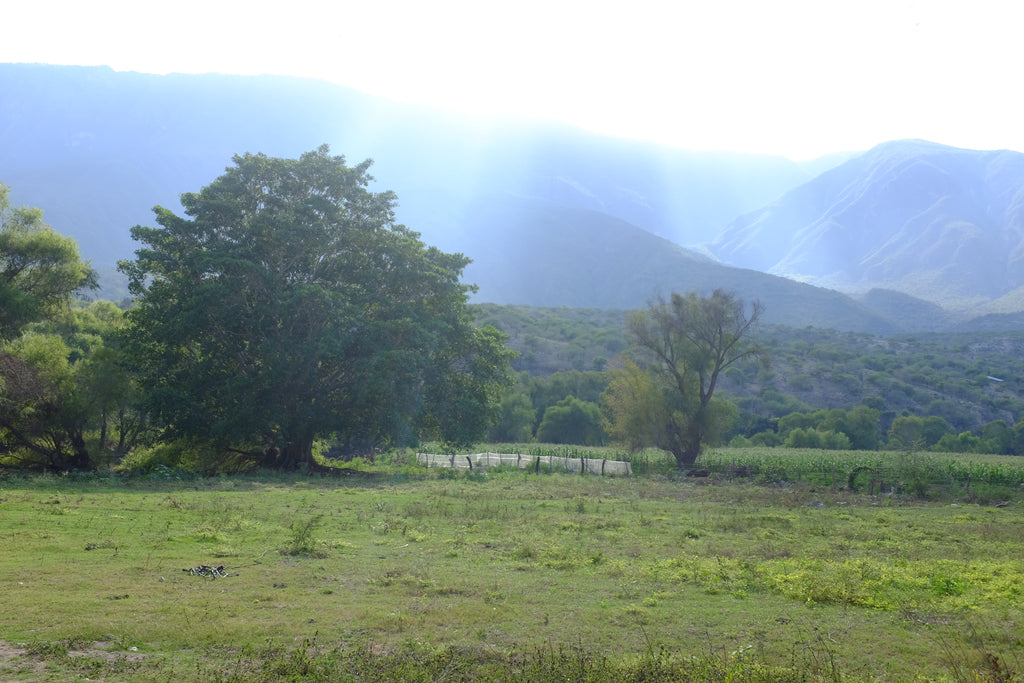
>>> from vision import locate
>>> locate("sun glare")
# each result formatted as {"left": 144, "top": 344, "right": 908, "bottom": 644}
{"left": 4, "top": 0, "right": 1023, "bottom": 158}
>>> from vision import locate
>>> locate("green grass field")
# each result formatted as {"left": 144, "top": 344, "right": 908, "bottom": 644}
{"left": 1, "top": 448, "right": 1023, "bottom": 681}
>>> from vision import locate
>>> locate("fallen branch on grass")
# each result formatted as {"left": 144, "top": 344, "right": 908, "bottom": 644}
{"left": 183, "top": 565, "right": 231, "bottom": 578}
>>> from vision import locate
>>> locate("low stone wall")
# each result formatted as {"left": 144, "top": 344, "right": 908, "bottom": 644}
{"left": 416, "top": 452, "right": 632, "bottom": 476}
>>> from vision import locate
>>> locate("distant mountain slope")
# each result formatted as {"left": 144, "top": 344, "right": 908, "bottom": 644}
{"left": 854, "top": 289, "right": 957, "bottom": 332}
{"left": 455, "top": 194, "right": 898, "bottom": 333}
{"left": 7, "top": 64, "right": 1022, "bottom": 333}
{"left": 708, "top": 140, "right": 1024, "bottom": 308}
{"left": 0, "top": 63, "right": 807, "bottom": 276}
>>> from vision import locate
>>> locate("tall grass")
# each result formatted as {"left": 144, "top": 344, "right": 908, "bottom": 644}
{"left": 698, "top": 447, "right": 1024, "bottom": 500}
{"left": 447, "top": 443, "right": 1024, "bottom": 496}
{"left": 199, "top": 637, "right": 843, "bottom": 682}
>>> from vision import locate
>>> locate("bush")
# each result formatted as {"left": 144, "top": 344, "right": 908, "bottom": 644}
{"left": 536, "top": 396, "right": 606, "bottom": 445}
{"left": 934, "top": 431, "right": 981, "bottom": 454}
{"left": 114, "top": 442, "right": 189, "bottom": 475}
{"left": 750, "top": 431, "right": 782, "bottom": 447}
{"left": 784, "top": 428, "right": 850, "bottom": 450}
{"left": 115, "top": 440, "right": 255, "bottom": 476}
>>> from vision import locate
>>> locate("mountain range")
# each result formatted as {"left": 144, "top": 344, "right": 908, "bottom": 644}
{"left": 708, "top": 139, "right": 1024, "bottom": 311}
{"left": 2, "top": 63, "right": 1023, "bottom": 333}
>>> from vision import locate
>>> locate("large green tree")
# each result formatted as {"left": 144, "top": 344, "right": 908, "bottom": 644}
{"left": 119, "top": 146, "right": 512, "bottom": 469}
{"left": 605, "top": 290, "right": 762, "bottom": 469}
{"left": 0, "top": 183, "right": 97, "bottom": 339}
{"left": 1, "top": 301, "right": 141, "bottom": 472}
{"left": 0, "top": 186, "right": 101, "bottom": 471}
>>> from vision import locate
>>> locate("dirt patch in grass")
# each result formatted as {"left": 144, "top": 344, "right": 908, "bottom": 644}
{"left": 0, "top": 639, "right": 145, "bottom": 669}
{"left": 0, "top": 641, "right": 45, "bottom": 679}
{"left": 0, "top": 641, "right": 26, "bottom": 660}
{"left": 68, "top": 641, "right": 146, "bottom": 663}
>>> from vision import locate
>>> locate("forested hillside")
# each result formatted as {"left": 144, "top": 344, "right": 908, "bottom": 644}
{"left": 476, "top": 303, "right": 1024, "bottom": 444}
{"left": 473, "top": 304, "right": 630, "bottom": 375}
{"left": 729, "top": 327, "right": 1024, "bottom": 433}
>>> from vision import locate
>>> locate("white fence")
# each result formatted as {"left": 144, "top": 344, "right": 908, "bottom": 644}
{"left": 416, "top": 452, "right": 632, "bottom": 476}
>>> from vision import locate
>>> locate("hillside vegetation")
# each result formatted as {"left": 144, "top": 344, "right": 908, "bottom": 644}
{"left": 476, "top": 303, "right": 1024, "bottom": 443}
{"left": 730, "top": 326, "right": 1024, "bottom": 432}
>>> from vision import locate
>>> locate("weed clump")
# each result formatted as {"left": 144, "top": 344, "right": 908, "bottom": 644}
{"left": 282, "top": 514, "right": 327, "bottom": 557}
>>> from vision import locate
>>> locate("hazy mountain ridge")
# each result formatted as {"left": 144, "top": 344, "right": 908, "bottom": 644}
{"left": 0, "top": 63, "right": 805, "bottom": 260}
{"left": 709, "top": 140, "right": 1024, "bottom": 308}
{"left": 2, "top": 64, "right": 1022, "bottom": 333}
{"left": 854, "top": 289, "right": 957, "bottom": 332}
{"left": 452, "top": 194, "right": 898, "bottom": 333}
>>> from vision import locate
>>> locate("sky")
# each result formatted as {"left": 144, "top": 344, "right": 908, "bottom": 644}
{"left": 4, "top": 0, "right": 1022, "bottom": 160}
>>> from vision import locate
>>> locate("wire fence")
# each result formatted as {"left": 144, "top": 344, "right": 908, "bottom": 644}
{"left": 416, "top": 452, "right": 632, "bottom": 476}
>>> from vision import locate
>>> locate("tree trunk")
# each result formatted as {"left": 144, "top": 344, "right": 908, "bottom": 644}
{"left": 276, "top": 437, "right": 315, "bottom": 470}
{"left": 672, "top": 444, "right": 700, "bottom": 471}
{"left": 116, "top": 409, "right": 127, "bottom": 453}
{"left": 68, "top": 433, "right": 95, "bottom": 471}
{"left": 98, "top": 410, "right": 108, "bottom": 453}
{"left": 665, "top": 415, "right": 701, "bottom": 470}
{"left": 49, "top": 433, "right": 95, "bottom": 472}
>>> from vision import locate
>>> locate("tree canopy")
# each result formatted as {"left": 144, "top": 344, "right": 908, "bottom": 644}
{"left": 536, "top": 395, "right": 606, "bottom": 446}
{"left": 119, "top": 146, "right": 512, "bottom": 469}
{"left": 604, "top": 290, "right": 762, "bottom": 468}
{"left": 0, "top": 183, "right": 97, "bottom": 340}
{"left": 1, "top": 185, "right": 105, "bottom": 470}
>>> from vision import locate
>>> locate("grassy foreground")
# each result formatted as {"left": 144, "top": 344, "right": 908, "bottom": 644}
{"left": 1, "top": 451, "right": 1023, "bottom": 681}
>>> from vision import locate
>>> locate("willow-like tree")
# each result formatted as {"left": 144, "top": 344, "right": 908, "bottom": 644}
{"left": 0, "top": 183, "right": 97, "bottom": 340}
{"left": 119, "top": 146, "right": 512, "bottom": 469}
{"left": 604, "top": 290, "right": 762, "bottom": 469}
{"left": 0, "top": 184, "right": 100, "bottom": 471}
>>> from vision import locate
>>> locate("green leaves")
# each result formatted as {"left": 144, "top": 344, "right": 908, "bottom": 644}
{"left": 0, "top": 186, "right": 109, "bottom": 471}
{"left": 536, "top": 395, "right": 606, "bottom": 446}
{"left": 0, "top": 183, "right": 97, "bottom": 340}
{"left": 120, "top": 147, "right": 512, "bottom": 467}
{"left": 611, "top": 290, "right": 762, "bottom": 468}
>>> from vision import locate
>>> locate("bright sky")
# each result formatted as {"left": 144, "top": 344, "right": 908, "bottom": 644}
{"left": 5, "top": 0, "right": 1022, "bottom": 159}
